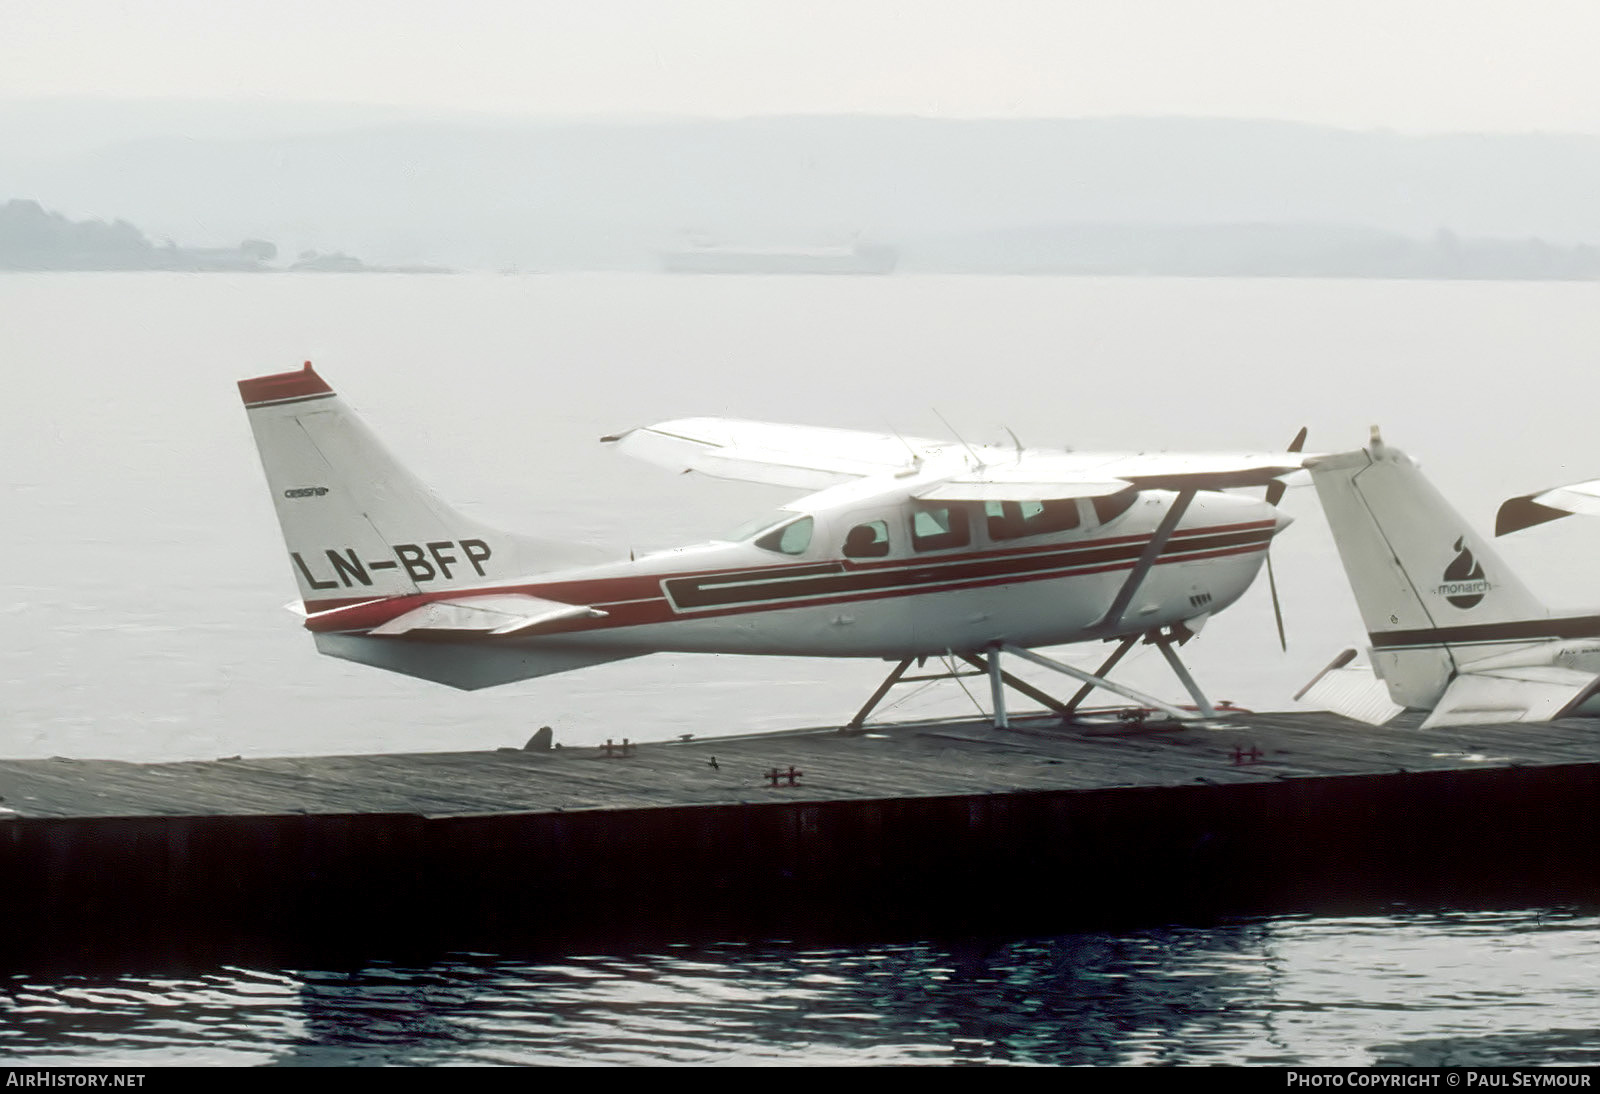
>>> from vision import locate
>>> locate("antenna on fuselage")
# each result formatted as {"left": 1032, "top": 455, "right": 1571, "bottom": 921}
{"left": 932, "top": 408, "right": 985, "bottom": 469}
{"left": 887, "top": 425, "right": 925, "bottom": 476}
{"left": 1003, "top": 426, "right": 1024, "bottom": 464}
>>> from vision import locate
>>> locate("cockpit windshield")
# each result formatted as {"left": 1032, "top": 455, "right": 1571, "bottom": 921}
{"left": 720, "top": 512, "right": 815, "bottom": 555}
{"left": 755, "top": 516, "right": 814, "bottom": 556}
{"left": 721, "top": 511, "right": 796, "bottom": 543}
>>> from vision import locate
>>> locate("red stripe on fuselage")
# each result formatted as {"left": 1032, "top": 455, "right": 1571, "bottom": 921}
{"left": 300, "top": 519, "right": 1275, "bottom": 636}
{"left": 526, "top": 540, "right": 1270, "bottom": 637}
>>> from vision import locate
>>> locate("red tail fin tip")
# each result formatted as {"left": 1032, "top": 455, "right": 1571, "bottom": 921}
{"left": 237, "top": 362, "right": 334, "bottom": 407}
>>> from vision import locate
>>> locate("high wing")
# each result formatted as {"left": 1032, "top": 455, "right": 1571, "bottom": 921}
{"left": 915, "top": 472, "right": 1131, "bottom": 502}
{"left": 1497, "top": 479, "right": 1600, "bottom": 536}
{"left": 937, "top": 450, "right": 1312, "bottom": 492}
{"left": 604, "top": 417, "right": 1308, "bottom": 498}
{"left": 602, "top": 418, "right": 950, "bottom": 490}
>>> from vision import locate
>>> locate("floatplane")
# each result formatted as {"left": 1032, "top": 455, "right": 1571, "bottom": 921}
{"left": 239, "top": 362, "right": 1304, "bottom": 729}
{"left": 1297, "top": 430, "right": 1600, "bottom": 728}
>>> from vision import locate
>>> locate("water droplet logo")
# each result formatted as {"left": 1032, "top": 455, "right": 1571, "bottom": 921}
{"left": 1437, "top": 536, "right": 1488, "bottom": 609}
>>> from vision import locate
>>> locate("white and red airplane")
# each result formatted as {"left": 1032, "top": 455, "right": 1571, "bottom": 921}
{"left": 239, "top": 362, "right": 1302, "bottom": 728}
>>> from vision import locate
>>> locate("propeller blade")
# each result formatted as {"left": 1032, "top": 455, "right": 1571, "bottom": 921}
{"left": 1264, "top": 427, "right": 1308, "bottom": 508}
{"left": 1266, "top": 550, "right": 1287, "bottom": 652}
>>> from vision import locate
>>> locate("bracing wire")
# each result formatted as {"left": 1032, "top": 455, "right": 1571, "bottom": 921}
{"left": 945, "top": 651, "right": 990, "bottom": 719}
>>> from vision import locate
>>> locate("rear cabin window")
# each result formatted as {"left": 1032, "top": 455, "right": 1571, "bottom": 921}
{"left": 842, "top": 520, "right": 891, "bottom": 558}
{"left": 984, "top": 499, "right": 1082, "bottom": 541}
{"left": 911, "top": 505, "right": 971, "bottom": 552}
{"left": 754, "top": 515, "right": 814, "bottom": 556}
{"left": 1092, "top": 490, "right": 1138, "bottom": 525}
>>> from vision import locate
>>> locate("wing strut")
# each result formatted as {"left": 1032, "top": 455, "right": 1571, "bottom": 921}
{"left": 1095, "top": 489, "right": 1196, "bottom": 635}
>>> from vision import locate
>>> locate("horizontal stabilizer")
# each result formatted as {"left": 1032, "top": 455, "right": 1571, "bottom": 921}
{"left": 314, "top": 633, "right": 643, "bottom": 690}
{"left": 1294, "top": 649, "right": 1406, "bottom": 725}
{"left": 1498, "top": 479, "right": 1600, "bottom": 535}
{"left": 367, "top": 594, "right": 606, "bottom": 636}
{"left": 1420, "top": 667, "right": 1600, "bottom": 729}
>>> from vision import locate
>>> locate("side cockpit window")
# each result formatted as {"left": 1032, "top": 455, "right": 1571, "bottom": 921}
{"left": 911, "top": 505, "right": 971, "bottom": 552}
{"left": 1091, "top": 489, "right": 1137, "bottom": 526}
{"left": 984, "top": 499, "right": 1082, "bottom": 541}
{"left": 754, "top": 515, "right": 814, "bottom": 556}
{"left": 843, "top": 520, "right": 891, "bottom": 559}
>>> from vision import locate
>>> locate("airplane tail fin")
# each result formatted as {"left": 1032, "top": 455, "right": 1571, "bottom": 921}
{"left": 1304, "top": 431, "right": 1550, "bottom": 711}
{"left": 239, "top": 363, "right": 576, "bottom": 612}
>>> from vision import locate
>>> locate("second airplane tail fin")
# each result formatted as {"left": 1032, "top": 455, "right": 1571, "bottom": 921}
{"left": 1305, "top": 431, "right": 1550, "bottom": 711}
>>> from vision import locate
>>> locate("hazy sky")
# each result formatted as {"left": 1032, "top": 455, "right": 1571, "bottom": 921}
{"left": 5, "top": 0, "right": 1600, "bottom": 133}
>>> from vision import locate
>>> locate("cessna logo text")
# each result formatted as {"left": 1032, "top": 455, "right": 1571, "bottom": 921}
{"left": 283, "top": 486, "right": 330, "bottom": 499}
{"left": 290, "top": 539, "right": 492, "bottom": 590}
{"left": 1436, "top": 536, "right": 1488, "bottom": 609}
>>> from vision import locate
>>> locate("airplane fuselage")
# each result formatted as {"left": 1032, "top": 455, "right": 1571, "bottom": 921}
{"left": 302, "top": 478, "right": 1281, "bottom": 666}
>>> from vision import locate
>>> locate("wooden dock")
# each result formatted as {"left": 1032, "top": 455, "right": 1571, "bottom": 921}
{"left": 3, "top": 710, "right": 1599, "bottom": 969}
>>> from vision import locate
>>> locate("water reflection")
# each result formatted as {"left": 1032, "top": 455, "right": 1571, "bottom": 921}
{"left": 4, "top": 910, "right": 1599, "bottom": 1066}
{"left": 279, "top": 931, "right": 1287, "bottom": 1066}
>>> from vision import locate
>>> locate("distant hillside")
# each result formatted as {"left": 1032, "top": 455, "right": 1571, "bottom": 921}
{"left": 0, "top": 198, "right": 274, "bottom": 270}
{"left": 5, "top": 102, "right": 1600, "bottom": 275}
{"left": 0, "top": 198, "right": 438, "bottom": 273}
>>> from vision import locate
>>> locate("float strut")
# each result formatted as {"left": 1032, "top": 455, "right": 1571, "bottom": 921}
{"left": 1062, "top": 635, "right": 1140, "bottom": 716}
{"left": 845, "top": 658, "right": 915, "bottom": 730}
{"left": 986, "top": 645, "right": 1008, "bottom": 729}
{"left": 1149, "top": 631, "right": 1218, "bottom": 719}
{"left": 956, "top": 651, "right": 1073, "bottom": 723}
{"left": 1000, "top": 643, "right": 1195, "bottom": 722}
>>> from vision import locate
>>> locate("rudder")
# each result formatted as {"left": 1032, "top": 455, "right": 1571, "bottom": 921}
{"left": 1305, "top": 431, "right": 1549, "bottom": 709}
{"left": 240, "top": 362, "right": 532, "bottom": 610}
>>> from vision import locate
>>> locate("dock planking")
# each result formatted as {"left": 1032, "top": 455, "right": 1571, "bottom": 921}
{"left": 1, "top": 710, "right": 1598, "bottom": 820}
{"left": 3, "top": 710, "right": 1600, "bottom": 969}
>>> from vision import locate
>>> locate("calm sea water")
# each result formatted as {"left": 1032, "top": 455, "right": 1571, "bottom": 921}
{"left": 3, "top": 912, "right": 1600, "bottom": 1066}
{"left": 4, "top": 272, "right": 1600, "bottom": 1064}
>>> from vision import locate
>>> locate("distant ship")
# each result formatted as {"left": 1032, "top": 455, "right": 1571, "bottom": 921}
{"left": 659, "top": 241, "right": 897, "bottom": 275}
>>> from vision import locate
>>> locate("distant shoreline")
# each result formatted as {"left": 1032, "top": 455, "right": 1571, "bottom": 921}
{"left": 7, "top": 196, "right": 1599, "bottom": 281}
{"left": 0, "top": 198, "right": 450, "bottom": 274}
